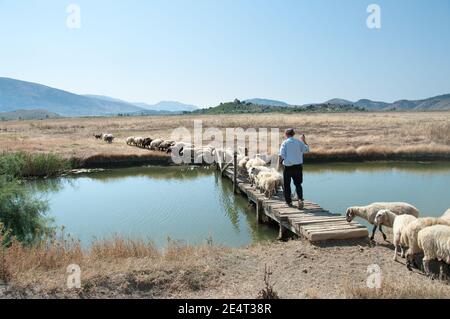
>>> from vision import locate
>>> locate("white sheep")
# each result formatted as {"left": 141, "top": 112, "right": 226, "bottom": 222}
{"left": 238, "top": 156, "right": 250, "bottom": 174}
{"left": 346, "top": 202, "right": 420, "bottom": 241}
{"left": 261, "top": 172, "right": 283, "bottom": 198}
{"left": 375, "top": 209, "right": 418, "bottom": 261}
{"left": 401, "top": 217, "right": 450, "bottom": 271}
{"left": 245, "top": 157, "right": 266, "bottom": 170}
{"left": 150, "top": 139, "right": 164, "bottom": 150}
{"left": 441, "top": 208, "right": 450, "bottom": 221}
{"left": 126, "top": 137, "right": 135, "bottom": 145}
{"left": 247, "top": 166, "right": 271, "bottom": 187}
{"left": 418, "top": 225, "right": 450, "bottom": 280}
{"left": 133, "top": 136, "right": 144, "bottom": 147}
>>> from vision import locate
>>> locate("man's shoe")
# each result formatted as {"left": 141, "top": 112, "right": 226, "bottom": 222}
{"left": 286, "top": 202, "right": 293, "bottom": 207}
{"left": 298, "top": 200, "right": 304, "bottom": 209}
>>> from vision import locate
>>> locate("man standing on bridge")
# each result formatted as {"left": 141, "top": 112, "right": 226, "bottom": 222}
{"left": 279, "top": 128, "right": 309, "bottom": 209}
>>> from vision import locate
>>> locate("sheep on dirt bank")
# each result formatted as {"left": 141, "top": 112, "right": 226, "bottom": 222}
{"left": 103, "top": 134, "right": 114, "bottom": 143}
{"left": 418, "top": 225, "right": 450, "bottom": 280}
{"left": 375, "top": 210, "right": 418, "bottom": 261}
{"left": 158, "top": 140, "right": 175, "bottom": 152}
{"left": 401, "top": 217, "right": 450, "bottom": 271}
{"left": 441, "top": 208, "right": 450, "bottom": 221}
{"left": 133, "top": 137, "right": 144, "bottom": 147}
{"left": 126, "top": 137, "right": 135, "bottom": 145}
{"left": 346, "top": 202, "right": 420, "bottom": 241}
{"left": 168, "top": 142, "right": 194, "bottom": 155}
{"left": 150, "top": 139, "right": 164, "bottom": 150}
{"left": 94, "top": 134, "right": 103, "bottom": 140}
{"left": 142, "top": 138, "right": 153, "bottom": 148}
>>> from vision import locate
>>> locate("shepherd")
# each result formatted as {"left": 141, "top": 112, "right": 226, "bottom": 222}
{"left": 279, "top": 128, "right": 310, "bottom": 209}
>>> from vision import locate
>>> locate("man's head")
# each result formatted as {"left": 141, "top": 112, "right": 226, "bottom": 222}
{"left": 285, "top": 128, "right": 295, "bottom": 138}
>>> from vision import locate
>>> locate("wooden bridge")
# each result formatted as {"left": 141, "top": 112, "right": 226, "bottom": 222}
{"left": 218, "top": 154, "right": 369, "bottom": 242}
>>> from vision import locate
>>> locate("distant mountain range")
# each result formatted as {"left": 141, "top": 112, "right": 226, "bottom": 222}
{"left": 1, "top": 77, "right": 449, "bottom": 118}
{"left": 313, "top": 95, "right": 450, "bottom": 111}
{"left": 0, "top": 78, "right": 200, "bottom": 117}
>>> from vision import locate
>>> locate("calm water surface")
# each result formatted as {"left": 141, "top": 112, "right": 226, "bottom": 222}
{"left": 29, "top": 162, "right": 450, "bottom": 247}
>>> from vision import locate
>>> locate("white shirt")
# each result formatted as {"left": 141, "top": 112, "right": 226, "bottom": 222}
{"left": 279, "top": 137, "right": 310, "bottom": 166}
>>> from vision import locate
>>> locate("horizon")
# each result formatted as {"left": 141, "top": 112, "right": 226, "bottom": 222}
{"left": 1, "top": 0, "right": 450, "bottom": 107}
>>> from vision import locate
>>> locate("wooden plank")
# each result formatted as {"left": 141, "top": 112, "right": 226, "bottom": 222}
{"left": 308, "top": 228, "right": 369, "bottom": 241}
{"left": 303, "top": 224, "right": 366, "bottom": 233}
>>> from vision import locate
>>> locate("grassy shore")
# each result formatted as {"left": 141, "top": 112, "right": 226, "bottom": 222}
{"left": 1, "top": 233, "right": 450, "bottom": 299}
{"left": 0, "top": 112, "right": 449, "bottom": 166}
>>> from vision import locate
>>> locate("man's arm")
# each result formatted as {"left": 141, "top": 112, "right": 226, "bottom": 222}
{"left": 279, "top": 141, "right": 287, "bottom": 161}
{"left": 300, "top": 135, "right": 310, "bottom": 153}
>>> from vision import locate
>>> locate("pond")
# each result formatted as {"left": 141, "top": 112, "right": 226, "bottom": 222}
{"left": 29, "top": 162, "right": 450, "bottom": 248}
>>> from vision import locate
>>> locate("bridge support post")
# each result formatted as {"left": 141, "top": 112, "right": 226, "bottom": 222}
{"left": 233, "top": 152, "right": 238, "bottom": 194}
{"left": 278, "top": 217, "right": 289, "bottom": 241}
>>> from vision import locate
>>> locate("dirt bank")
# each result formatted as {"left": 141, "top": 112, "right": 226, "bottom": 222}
{"left": 2, "top": 233, "right": 450, "bottom": 299}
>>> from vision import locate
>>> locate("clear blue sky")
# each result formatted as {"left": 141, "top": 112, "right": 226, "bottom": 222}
{"left": 1, "top": 0, "right": 449, "bottom": 107}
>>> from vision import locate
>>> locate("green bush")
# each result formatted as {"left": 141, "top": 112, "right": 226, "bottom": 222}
{"left": 0, "top": 176, "right": 54, "bottom": 245}
{"left": 0, "top": 152, "right": 70, "bottom": 178}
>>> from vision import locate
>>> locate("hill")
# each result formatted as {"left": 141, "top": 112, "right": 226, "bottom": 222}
{"left": 0, "top": 109, "right": 61, "bottom": 121}
{"left": 134, "top": 101, "right": 199, "bottom": 112}
{"left": 243, "top": 98, "right": 289, "bottom": 107}
{"left": 191, "top": 100, "right": 365, "bottom": 114}
{"left": 0, "top": 78, "right": 145, "bottom": 116}
{"left": 318, "top": 95, "right": 450, "bottom": 111}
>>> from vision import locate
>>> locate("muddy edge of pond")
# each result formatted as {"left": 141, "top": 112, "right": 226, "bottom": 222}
{"left": 72, "top": 151, "right": 450, "bottom": 169}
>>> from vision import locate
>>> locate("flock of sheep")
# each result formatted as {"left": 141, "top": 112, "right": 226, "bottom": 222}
{"left": 93, "top": 133, "right": 450, "bottom": 280}
{"left": 346, "top": 203, "right": 450, "bottom": 280}
{"left": 94, "top": 133, "right": 115, "bottom": 143}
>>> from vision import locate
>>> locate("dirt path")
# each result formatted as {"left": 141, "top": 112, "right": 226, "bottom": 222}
{"left": 175, "top": 234, "right": 450, "bottom": 299}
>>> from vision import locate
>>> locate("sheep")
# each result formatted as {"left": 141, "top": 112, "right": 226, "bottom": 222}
{"left": 159, "top": 140, "right": 175, "bottom": 152}
{"left": 150, "top": 139, "right": 164, "bottom": 150}
{"left": 103, "top": 134, "right": 114, "bottom": 143}
{"left": 247, "top": 166, "right": 271, "bottom": 188}
{"left": 401, "top": 217, "right": 450, "bottom": 271}
{"left": 142, "top": 137, "right": 153, "bottom": 148}
{"left": 94, "top": 133, "right": 102, "bottom": 140}
{"left": 168, "top": 142, "right": 192, "bottom": 156}
{"left": 245, "top": 157, "right": 266, "bottom": 170}
{"left": 418, "top": 225, "right": 450, "bottom": 280}
{"left": 375, "top": 209, "right": 418, "bottom": 261}
{"left": 126, "top": 137, "right": 135, "bottom": 145}
{"left": 346, "top": 202, "right": 420, "bottom": 241}
{"left": 260, "top": 172, "right": 283, "bottom": 198}
{"left": 441, "top": 208, "right": 450, "bottom": 221}
{"left": 133, "top": 136, "right": 144, "bottom": 147}
{"left": 238, "top": 157, "right": 250, "bottom": 174}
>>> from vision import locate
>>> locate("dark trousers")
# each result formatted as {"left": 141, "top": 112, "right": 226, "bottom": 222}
{"left": 283, "top": 164, "right": 303, "bottom": 203}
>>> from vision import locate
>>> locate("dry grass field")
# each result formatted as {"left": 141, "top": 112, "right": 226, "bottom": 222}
{"left": 0, "top": 112, "right": 449, "bottom": 164}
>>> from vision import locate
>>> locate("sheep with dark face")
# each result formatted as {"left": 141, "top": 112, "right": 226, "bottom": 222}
{"left": 142, "top": 138, "right": 153, "bottom": 148}
{"left": 103, "top": 134, "right": 114, "bottom": 143}
{"left": 346, "top": 202, "right": 420, "bottom": 241}
{"left": 159, "top": 140, "right": 175, "bottom": 151}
